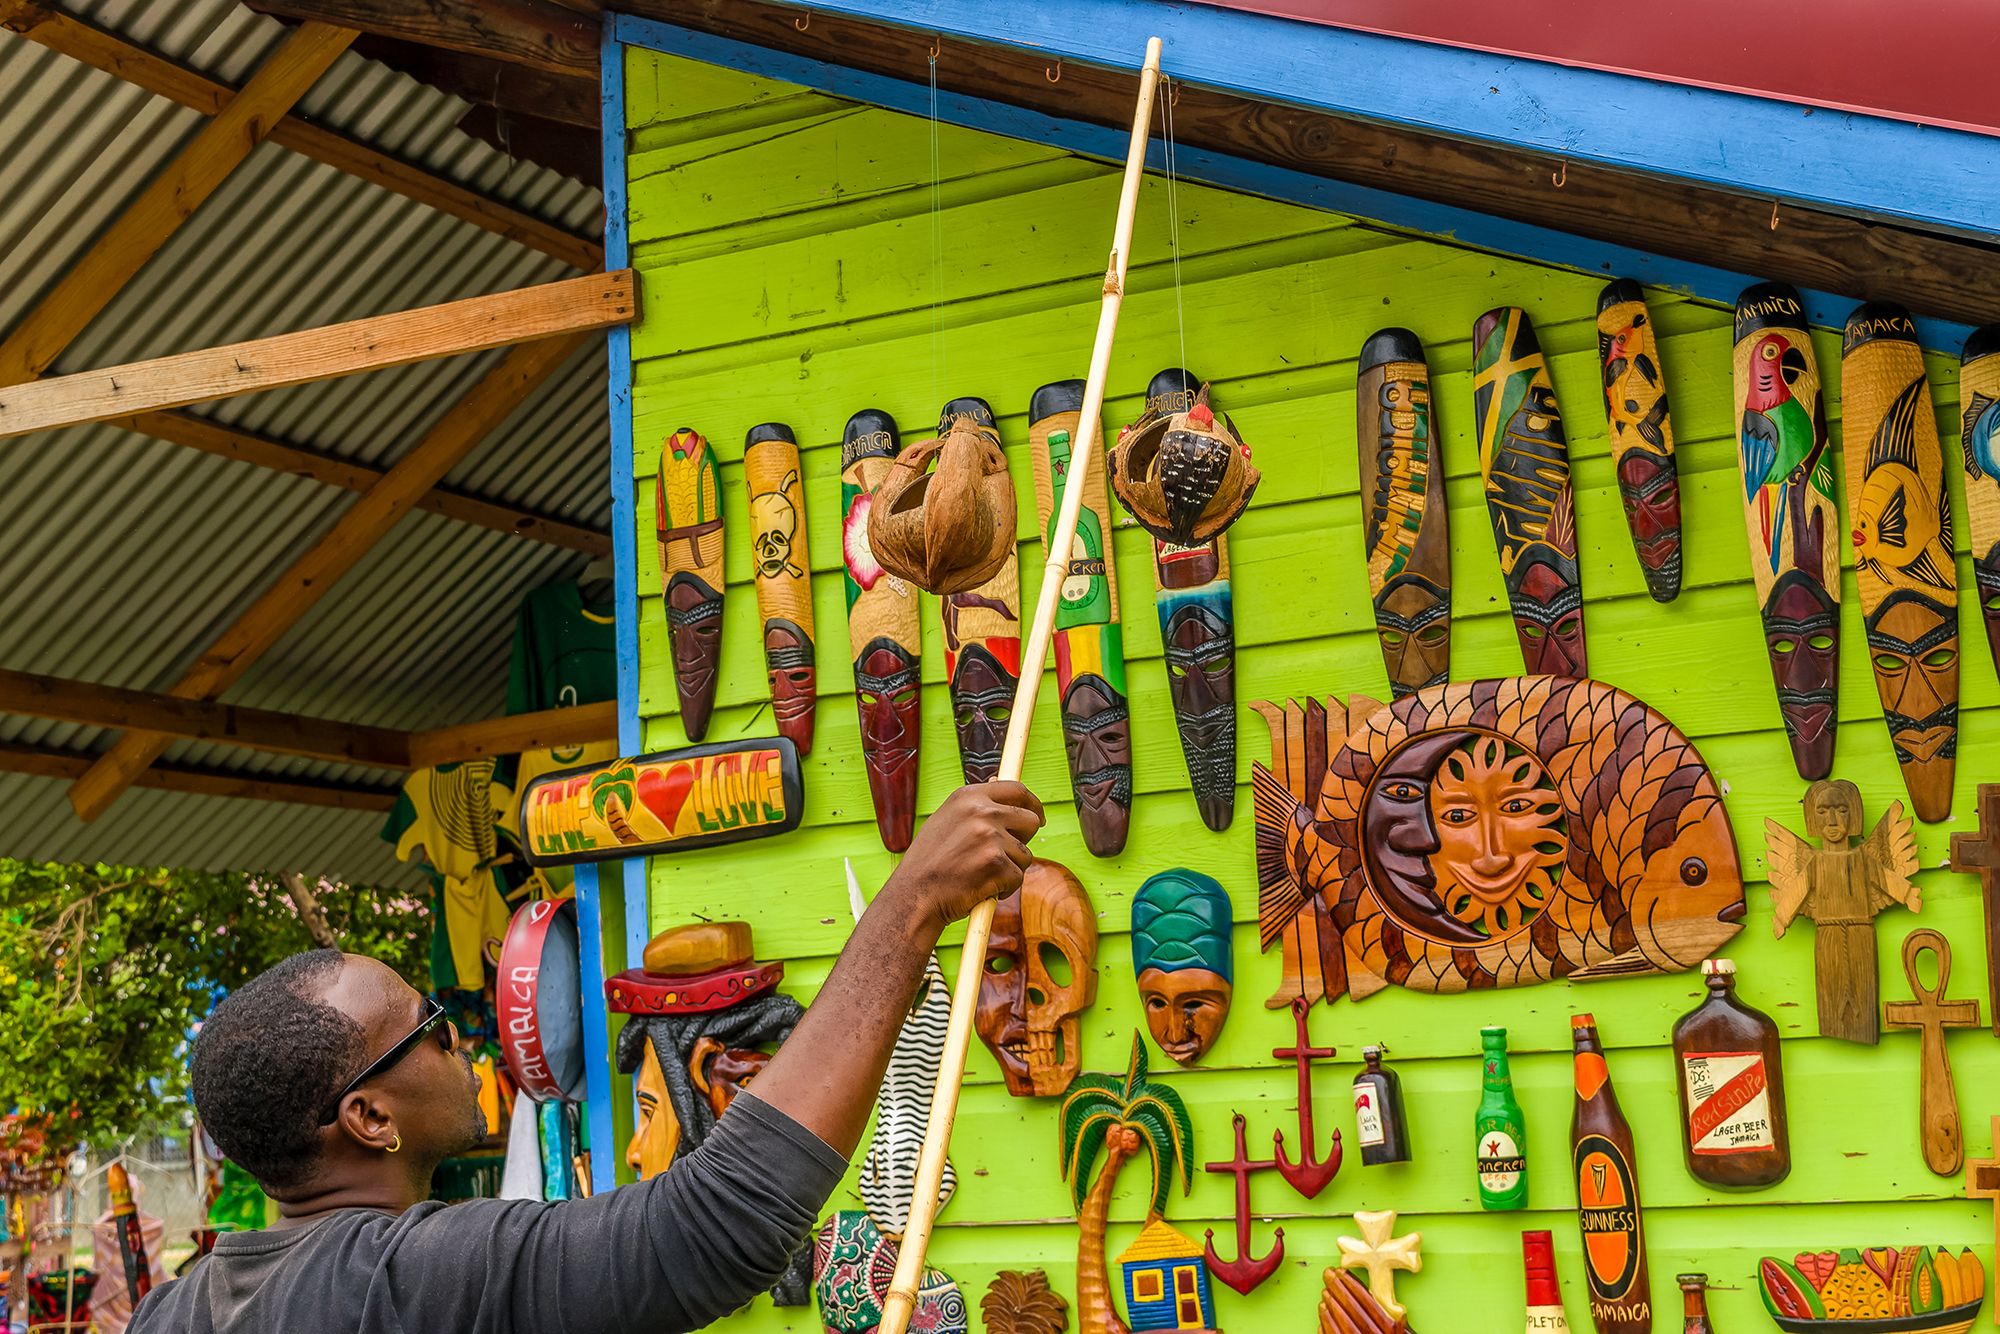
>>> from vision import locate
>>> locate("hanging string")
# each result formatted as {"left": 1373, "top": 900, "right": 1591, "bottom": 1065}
{"left": 928, "top": 47, "right": 946, "bottom": 411}
{"left": 1159, "top": 75, "right": 1188, "bottom": 379}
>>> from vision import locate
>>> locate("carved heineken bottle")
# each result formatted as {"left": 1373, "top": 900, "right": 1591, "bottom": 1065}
{"left": 1571, "top": 1014, "right": 1651, "bottom": 1333}
{"left": 1477, "top": 1025, "right": 1529, "bottom": 1210}
{"left": 1678, "top": 1274, "right": 1715, "bottom": 1333}
{"left": 1523, "top": 1230, "right": 1573, "bottom": 1332}
{"left": 1671, "top": 958, "right": 1790, "bottom": 1188}
{"left": 1353, "top": 1045, "right": 1411, "bottom": 1165}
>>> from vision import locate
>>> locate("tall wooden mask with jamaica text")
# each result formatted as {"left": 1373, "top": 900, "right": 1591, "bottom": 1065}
{"left": 1843, "top": 303, "right": 1958, "bottom": 823}
{"left": 1137, "top": 368, "right": 1237, "bottom": 830}
{"left": 1472, "top": 307, "right": 1587, "bottom": 677}
{"left": 840, "top": 409, "right": 923, "bottom": 852}
{"left": 937, "top": 398, "right": 1022, "bottom": 784}
{"left": 1596, "top": 279, "right": 1682, "bottom": 602}
{"left": 744, "top": 423, "right": 816, "bottom": 755}
{"left": 1733, "top": 283, "right": 1840, "bottom": 781}
{"left": 656, "top": 428, "right": 725, "bottom": 742}
{"left": 1960, "top": 325, "right": 2000, "bottom": 682}
{"left": 1357, "top": 329, "right": 1450, "bottom": 700}
{"left": 1030, "top": 380, "right": 1132, "bottom": 857}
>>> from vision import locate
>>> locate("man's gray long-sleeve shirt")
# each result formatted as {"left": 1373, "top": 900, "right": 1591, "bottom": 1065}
{"left": 129, "top": 1093, "right": 845, "bottom": 1334}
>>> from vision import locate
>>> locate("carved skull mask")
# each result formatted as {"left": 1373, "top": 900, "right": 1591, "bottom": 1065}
{"left": 976, "top": 859, "right": 1098, "bottom": 1097}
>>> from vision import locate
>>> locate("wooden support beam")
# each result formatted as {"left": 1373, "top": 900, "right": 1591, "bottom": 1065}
{"left": 409, "top": 699, "right": 616, "bottom": 768}
{"left": 0, "top": 21, "right": 358, "bottom": 387}
{"left": 0, "top": 269, "right": 634, "bottom": 439}
{"left": 354, "top": 34, "right": 598, "bottom": 127}
{"left": 0, "top": 0, "right": 602, "bottom": 270}
{"left": 0, "top": 666, "right": 411, "bottom": 768}
{"left": 118, "top": 410, "right": 611, "bottom": 555}
{"left": 0, "top": 742, "right": 396, "bottom": 811}
{"left": 247, "top": 0, "right": 597, "bottom": 76}
{"left": 68, "top": 328, "right": 593, "bottom": 820}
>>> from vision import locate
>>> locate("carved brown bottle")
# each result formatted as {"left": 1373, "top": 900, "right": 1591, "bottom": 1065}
{"left": 1353, "top": 1045, "right": 1412, "bottom": 1165}
{"left": 1571, "top": 1013, "right": 1651, "bottom": 1333}
{"left": 1678, "top": 1274, "right": 1715, "bottom": 1333}
{"left": 1671, "top": 958, "right": 1790, "bottom": 1188}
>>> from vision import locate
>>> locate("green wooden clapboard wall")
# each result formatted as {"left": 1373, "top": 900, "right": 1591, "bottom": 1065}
{"left": 618, "top": 43, "right": 1997, "bottom": 1333}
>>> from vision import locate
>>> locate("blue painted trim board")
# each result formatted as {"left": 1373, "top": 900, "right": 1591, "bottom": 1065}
{"left": 570, "top": 860, "right": 615, "bottom": 1193}
{"left": 609, "top": 14, "right": 1976, "bottom": 354}
{"left": 723, "top": 0, "right": 1999, "bottom": 242}
{"left": 594, "top": 20, "right": 642, "bottom": 1198}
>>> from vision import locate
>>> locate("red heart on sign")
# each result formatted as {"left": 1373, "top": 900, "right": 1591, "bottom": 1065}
{"left": 636, "top": 762, "right": 694, "bottom": 832}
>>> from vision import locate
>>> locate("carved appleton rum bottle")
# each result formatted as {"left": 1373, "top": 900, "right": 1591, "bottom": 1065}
{"left": 1477, "top": 1025, "right": 1529, "bottom": 1210}
{"left": 1571, "top": 1014, "right": 1651, "bottom": 1333}
{"left": 1354, "top": 1045, "right": 1412, "bottom": 1165}
{"left": 1678, "top": 1274, "right": 1715, "bottom": 1333}
{"left": 1670, "top": 958, "right": 1790, "bottom": 1188}
{"left": 1523, "top": 1229, "right": 1574, "bottom": 1332}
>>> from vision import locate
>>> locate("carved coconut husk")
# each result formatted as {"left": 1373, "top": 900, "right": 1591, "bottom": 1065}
{"left": 866, "top": 420, "right": 1017, "bottom": 595}
{"left": 1109, "top": 382, "right": 1260, "bottom": 545}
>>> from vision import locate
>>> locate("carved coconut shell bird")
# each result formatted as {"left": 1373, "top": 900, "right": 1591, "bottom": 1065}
{"left": 1109, "top": 382, "right": 1260, "bottom": 545}
{"left": 867, "top": 416, "right": 1018, "bottom": 596}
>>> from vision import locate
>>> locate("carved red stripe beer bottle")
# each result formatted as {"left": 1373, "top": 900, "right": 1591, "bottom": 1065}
{"left": 1671, "top": 958, "right": 1790, "bottom": 1187}
{"left": 1523, "top": 1230, "right": 1573, "bottom": 1332}
{"left": 1571, "top": 1014, "right": 1651, "bottom": 1333}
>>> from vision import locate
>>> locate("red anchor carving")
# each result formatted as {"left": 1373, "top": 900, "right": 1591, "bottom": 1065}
{"left": 1202, "top": 1112, "right": 1285, "bottom": 1295}
{"left": 1271, "top": 995, "right": 1343, "bottom": 1198}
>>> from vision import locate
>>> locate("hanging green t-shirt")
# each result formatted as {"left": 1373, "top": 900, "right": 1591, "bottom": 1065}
{"left": 503, "top": 581, "right": 618, "bottom": 795}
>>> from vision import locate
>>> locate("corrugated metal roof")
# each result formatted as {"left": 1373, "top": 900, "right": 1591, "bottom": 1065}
{"left": 0, "top": 0, "right": 609, "bottom": 885}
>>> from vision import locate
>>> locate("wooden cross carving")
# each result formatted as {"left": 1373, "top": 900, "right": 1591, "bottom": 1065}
{"left": 1947, "top": 783, "right": 2000, "bottom": 1036}
{"left": 1337, "top": 1209, "right": 1422, "bottom": 1320}
{"left": 1964, "top": 1116, "right": 2000, "bottom": 1321}
{"left": 1884, "top": 928, "right": 1982, "bottom": 1176}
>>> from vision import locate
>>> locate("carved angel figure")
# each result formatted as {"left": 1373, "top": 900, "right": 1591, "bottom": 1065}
{"left": 1766, "top": 778, "right": 1920, "bottom": 1044}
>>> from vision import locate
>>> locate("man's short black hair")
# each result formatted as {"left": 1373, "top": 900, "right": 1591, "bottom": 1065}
{"left": 190, "top": 950, "right": 367, "bottom": 1194}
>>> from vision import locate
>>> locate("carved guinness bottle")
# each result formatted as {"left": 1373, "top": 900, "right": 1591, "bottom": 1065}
{"left": 1353, "top": 1045, "right": 1411, "bottom": 1165}
{"left": 1477, "top": 1026, "right": 1529, "bottom": 1210}
{"left": 1678, "top": 1274, "right": 1715, "bottom": 1333}
{"left": 1571, "top": 1014, "right": 1650, "bottom": 1333}
{"left": 1671, "top": 958, "right": 1790, "bottom": 1188}
{"left": 1523, "top": 1230, "right": 1573, "bottom": 1332}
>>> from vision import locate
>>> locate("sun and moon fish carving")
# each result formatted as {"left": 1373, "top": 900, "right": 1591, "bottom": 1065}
{"left": 1357, "top": 328, "right": 1451, "bottom": 702}
{"left": 656, "top": 428, "right": 726, "bottom": 743}
{"left": 1138, "top": 368, "right": 1238, "bottom": 832}
{"left": 744, "top": 423, "right": 817, "bottom": 756}
{"left": 840, "top": 409, "right": 924, "bottom": 853}
{"left": 1251, "top": 676, "right": 1746, "bottom": 1011}
{"left": 1733, "top": 283, "right": 1842, "bottom": 782}
{"left": 1841, "top": 302, "right": 1958, "bottom": 824}
{"left": 1472, "top": 307, "right": 1588, "bottom": 678}
{"left": 1961, "top": 326, "right": 2000, "bottom": 684}
{"left": 936, "top": 397, "right": 1023, "bottom": 786}
{"left": 1596, "top": 278, "right": 1682, "bottom": 603}
{"left": 1030, "top": 380, "right": 1133, "bottom": 859}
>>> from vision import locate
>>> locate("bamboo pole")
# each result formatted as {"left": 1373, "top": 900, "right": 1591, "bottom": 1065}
{"left": 877, "top": 36, "right": 1164, "bottom": 1334}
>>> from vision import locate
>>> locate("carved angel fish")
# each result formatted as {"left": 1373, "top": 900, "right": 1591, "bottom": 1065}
{"left": 847, "top": 860, "right": 956, "bottom": 1236}
{"left": 1252, "top": 677, "right": 1745, "bottom": 1008}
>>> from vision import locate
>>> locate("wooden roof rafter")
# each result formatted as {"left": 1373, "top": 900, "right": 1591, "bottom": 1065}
{"left": 0, "top": 742, "right": 397, "bottom": 811}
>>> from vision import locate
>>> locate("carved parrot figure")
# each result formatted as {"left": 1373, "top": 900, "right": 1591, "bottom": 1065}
{"left": 1740, "top": 332, "right": 1830, "bottom": 570}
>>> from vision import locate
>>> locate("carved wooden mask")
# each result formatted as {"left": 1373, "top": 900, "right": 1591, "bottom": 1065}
{"left": 1130, "top": 868, "right": 1233, "bottom": 1066}
{"left": 656, "top": 428, "right": 726, "bottom": 741}
{"left": 745, "top": 422, "right": 817, "bottom": 755}
{"left": 976, "top": 859, "right": 1099, "bottom": 1096}
{"left": 1061, "top": 674, "right": 1132, "bottom": 857}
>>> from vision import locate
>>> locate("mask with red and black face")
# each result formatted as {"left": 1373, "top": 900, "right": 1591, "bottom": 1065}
{"left": 1162, "top": 599, "right": 1235, "bottom": 831}
{"left": 1763, "top": 570, "right": 1839, "bottom": 779}
{"left": 1511, "top": 557, "right": 1587, "bottom": 678}
{"left": 762, "top": 618, "right": 815, "bottom": 752}
{"left": 666, "top": 575, "right": 724, "bottom": 738}
{"left": 854, "top": 637, "right": 921, "bottom": 851}
{"left": 1617, "top": 448, "right": 1683, "bottom": 600}
{"left": 949, "top": 644, "right": 1014, "bottom": 785}
{"left": 1061, "top": 674, "right": 1132, "bottom": 857}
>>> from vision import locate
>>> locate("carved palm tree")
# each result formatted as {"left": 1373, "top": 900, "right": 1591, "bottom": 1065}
{"left": 589, "top": 764, "right": 640, "bottom": 844}
{"left": 1058, "top": 1035, "right": 1194, "bottom": 1334}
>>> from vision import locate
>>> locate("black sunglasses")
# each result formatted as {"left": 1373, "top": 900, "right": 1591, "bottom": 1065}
{"left": 320, "top": 995, "right": 454, "bottom": 1125}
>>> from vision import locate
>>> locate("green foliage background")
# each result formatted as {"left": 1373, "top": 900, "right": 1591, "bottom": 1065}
{"left": 0, "top": 860, "right": 430, "bottom": 1162}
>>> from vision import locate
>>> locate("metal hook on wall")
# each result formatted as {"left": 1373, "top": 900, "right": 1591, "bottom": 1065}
{"left": 1551, "top": 159, "right": 1567, "bottom": 188}
{"left": 1770, "top": 199, "right": 1782, "bottom": 230}
{"left": 1046, "top": 58, "right": 1062, "bottom": 83}
{"left": 929, "top": 35, "right": 942, "bottom": 61}
{"left": 1170, "top": 79, "right": 1183, "bottom": 108}
{"left": 794, "top": 10, "right": 809, "bottom": 31}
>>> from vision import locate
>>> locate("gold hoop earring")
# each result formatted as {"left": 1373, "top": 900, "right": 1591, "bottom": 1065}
{"left": 386, "top": 1135, "right": 402, "bottom": 1155}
